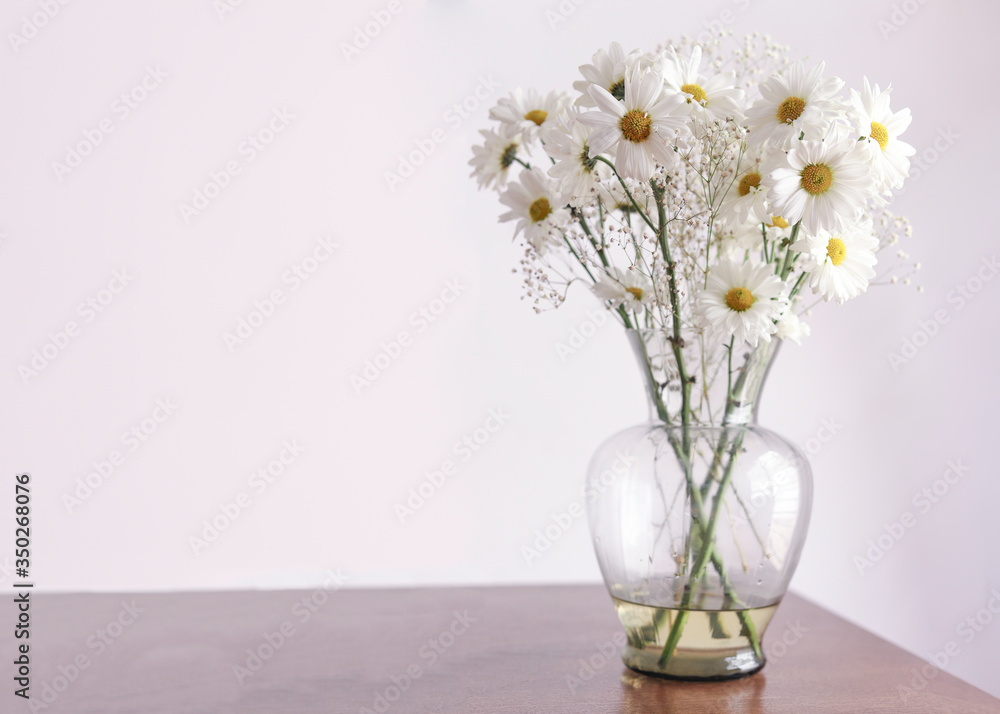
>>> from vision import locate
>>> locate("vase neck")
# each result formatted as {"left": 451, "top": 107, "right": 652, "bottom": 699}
{"left": 627, "top": 329, "right": 780, "bottom": 427}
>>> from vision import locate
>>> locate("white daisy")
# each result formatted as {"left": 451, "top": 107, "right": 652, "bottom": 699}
{"left": 468, "top": 124, "right": 522, "bottom": 191}
{"left": 849, "top": 77, "right": 915, "bottom": 194}
{"left": 542, "top": 111, "right": 612, "bottom": 207}
{"left": 744, "top": 61, "right": 845, "bottom": 149}
{"left": 490, "top": 88, "right": 569, "bottom": 142}
{"left": 719, "top": 150, "right": 772, "bottom": 228}
{"left": 578, "top": 67, "right": 686, "bottom": 181}
{"left": 768, "top": 137, "right": 874, "bottom": 235}
{"left": 658, "top": 45, "right": 743, "bottom": 123}
{"left": 572, "top": 41, "right": 649, "bottom": 108}
{"left": 774, "top": 310, "right": 811, "bottom": 345}
{"left": 792, "top": 217, "right": 878, "bottom": 304}
{"left": 498, "top": 168, "right": 570, "bottom": 252}
{"left": 592, "top": 267, "right": 652, "bottom": 312}
{"left": 695, "top": 260, "right": 788, "bottom": 347}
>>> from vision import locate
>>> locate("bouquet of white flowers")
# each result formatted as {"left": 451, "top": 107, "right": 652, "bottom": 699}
{"left": 471, "top": 34, "right": 921, "bottom": 679}
{"left": 471, "top": 35, "right": 918, "bottom": 380}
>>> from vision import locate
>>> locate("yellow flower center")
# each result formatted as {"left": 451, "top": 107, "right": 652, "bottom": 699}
{"left": 524, "top": 109, "right": 548, "bottom": 126}
{"left": 870, "top": 121, "right": 889, "bottom": 151}
{"left": 681, "top": 83, "right": 707, "bottom": 104}
{"left": 725, "top": 287, "right": 756, "bottom": 312}
{"left": 528, "top": 197, "right": 551, "bottom": 223}
{"left": 768, "top": 215, "right": 789, "bottom": 229}
{"left": 620, "top": 109, "right": 652, "bottom": 143}
{"left": 777, "top": 96, "right": 806, "bottom": 124}
{"left": 625, "top": 286, "right": 644, "bottom": 300}
{"left": 737, "top": 172, "right": 762, "bottom": 197}
{"left": 826, "top": 237, "right": 847, "bottom": 266}
{"left": 800, "top": 163, "right": 833, "bottom": 195}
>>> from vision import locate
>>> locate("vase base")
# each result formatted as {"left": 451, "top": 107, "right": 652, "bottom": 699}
{"left": 613, "top": 597, "right": 776, "bottom": 679}
{"left": 621, "top": 647, "right": 765, "bottom": 681}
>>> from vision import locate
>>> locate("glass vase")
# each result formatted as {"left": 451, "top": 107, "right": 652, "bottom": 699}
{"left": 586, "top": 329, "right": 813, "bottom": 680}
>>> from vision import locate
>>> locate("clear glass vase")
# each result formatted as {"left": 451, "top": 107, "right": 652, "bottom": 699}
{"left": 586, "top": 329, "right": 813, "bottom": 680}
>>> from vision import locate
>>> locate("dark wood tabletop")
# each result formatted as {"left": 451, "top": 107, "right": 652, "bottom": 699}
{"left": 3, "top": 584, "right": 998, "bottom": 713}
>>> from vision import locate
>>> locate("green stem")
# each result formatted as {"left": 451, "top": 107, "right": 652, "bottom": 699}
{"left": 658, "top": 434, "right": 744, "bottom": 667}
{"left": 778, "top": 221, "right": 802, "bottom": 280}
{"left": 659, "top": 610, "right": 690, "bottom": 668}
{"left": 659, "top": 342, "right": 774, "bottom": 667}
{"left": 638, "top": 346, "right": 763, "bottom": 663}
{"left": 651, "top": 183, "right": 692, "bottom": 454}
{"left": 788, "top": 271, "right": 808, "bottom": 300}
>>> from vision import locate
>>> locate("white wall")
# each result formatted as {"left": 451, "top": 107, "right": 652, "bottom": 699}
{"left": 2, "top": 0, "right": 998, "bottom": 699}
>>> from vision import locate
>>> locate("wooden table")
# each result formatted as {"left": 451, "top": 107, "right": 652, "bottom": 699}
{"left": 3, "top": 584, "right": 998, "bottom": 713}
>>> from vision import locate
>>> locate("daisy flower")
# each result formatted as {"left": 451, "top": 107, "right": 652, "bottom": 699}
{"left": 572, "top": 41, "right": 649, "bottom": 108}
{"left": 498, "top": 168, "right": 570, "bottom": 253}
{"left": 468, "top": 124, "right": 522, "bottom": 191}
{"left": 768, "top": 137, "right": 873, "bottom": 235}
{"left": 792, "top": 217, "right": 878, "bottom": 304}
{"left": 849, "top": 77, "right": 915, "bottom": 194}
{"left": 490, "top": 88, "right": 569, "bottom": 142}
{"left": 542, "top": 111, "right": 612, "bottom": 207}
{"left": 695, "top": 260, "right": 788, "bottom": 347}
{"left": 719, "top": 150, "right": 772, "bottom": 228}
{"left": 774, "top": 310, "right": 811, "bottom": 345}
{"left": 578, "top": 67, "right": 686, "bottom": 181}
{"left": 658, "top": 45, "right": 743, "bottom": 123}
{"left": 592, "top": 267, "right": 653, "bottom": 312}
{"left": 744, "top": 61, "right": 845, "bottom": 149}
